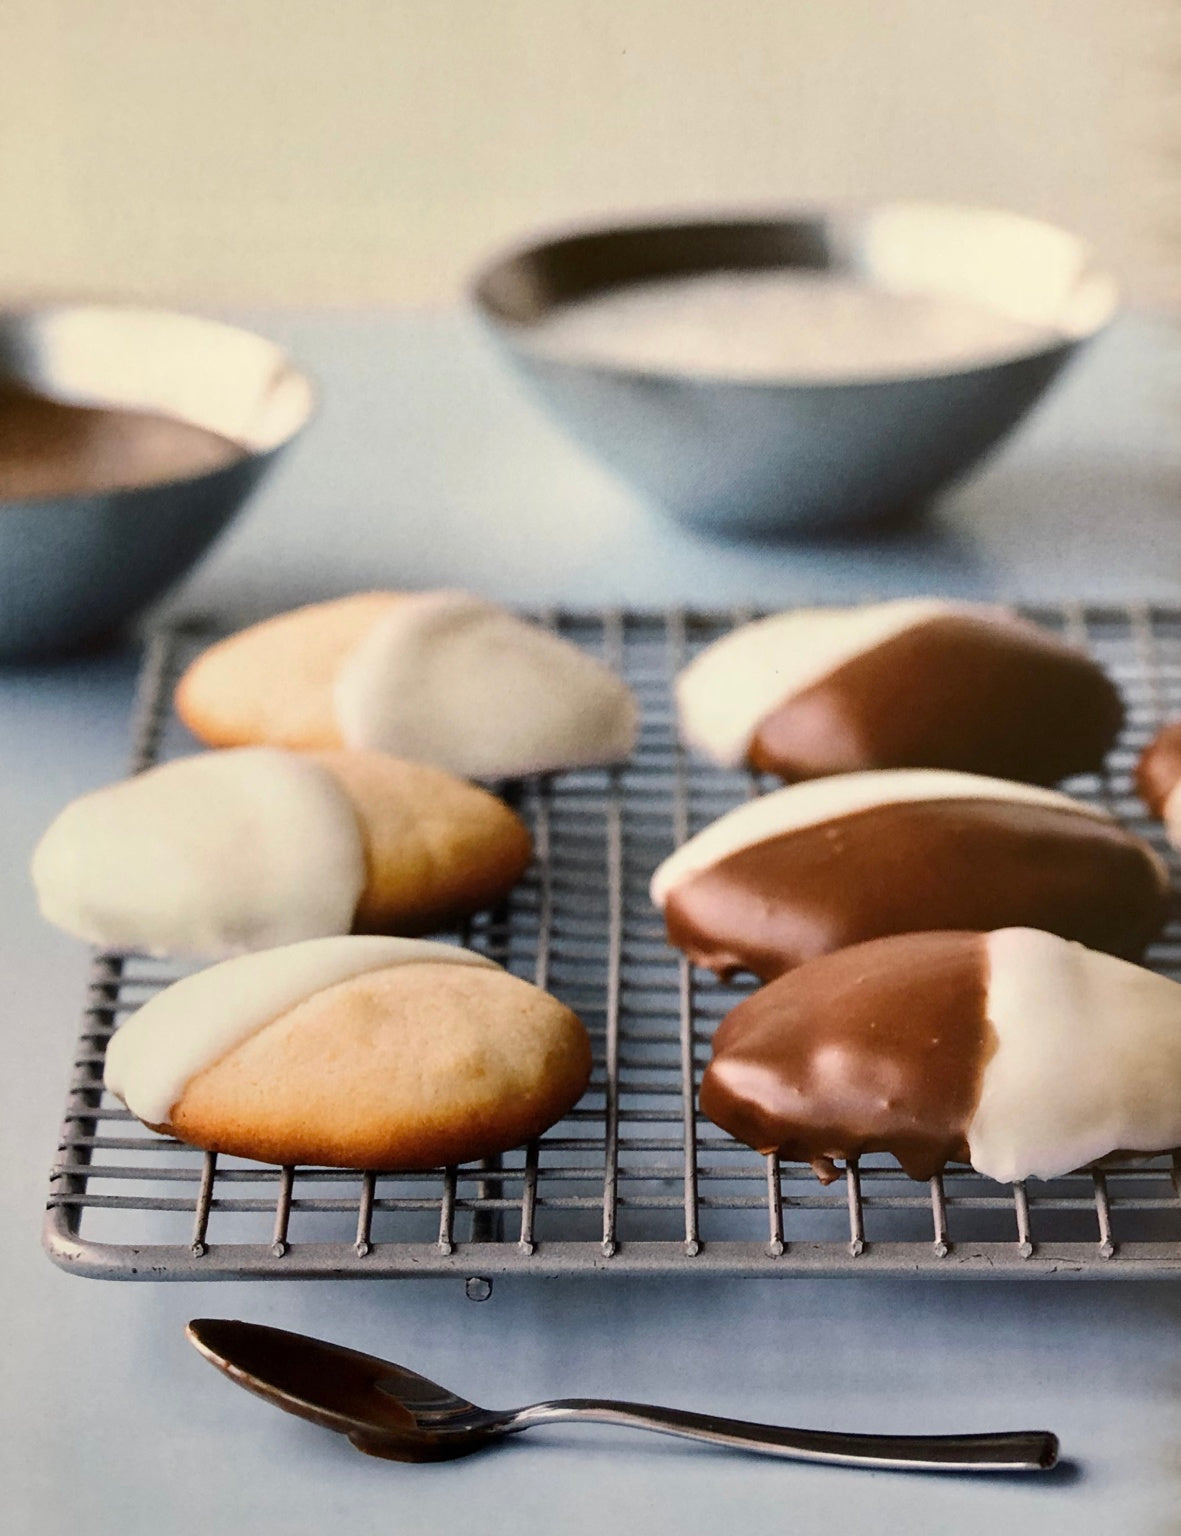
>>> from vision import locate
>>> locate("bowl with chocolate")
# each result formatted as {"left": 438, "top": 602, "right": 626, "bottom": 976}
{"left": 0, "top": 304, "right": 314, "bottom": 659}
{"left": 472, "top": 203, "right": 1117, "bottom": 537}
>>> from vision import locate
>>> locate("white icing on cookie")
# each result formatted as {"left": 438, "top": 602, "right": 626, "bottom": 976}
{"left": 104, "top": 935, "right": 498, "bottom": 1124}
{"left": 333, "top": 591, "right": 638, "bottom": 778}
{"left": 968, "top": 928, "right": 1181, "bottom": 1182}
{"left": 31, "top": 748, "right": 366, "bottom": 956}
{"left": 649, "top": 769, "right": 1119, "bottom": 909}
{"left": 676, "top": 599, "right": 1011, "bottom": 768}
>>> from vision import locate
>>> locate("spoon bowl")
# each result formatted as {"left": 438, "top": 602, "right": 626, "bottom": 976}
{"left": 187, "top": 1317, "right": 494, "bottom": 1460}
{"left": 187, "top": 1318, "right": 1058, "bottom": 1472}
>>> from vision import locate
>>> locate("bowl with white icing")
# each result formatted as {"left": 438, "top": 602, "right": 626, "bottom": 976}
{"left": 472, "top": 204, "right": 1117, "bottom": 537}
{"left": 0, "top": 304, "right": 314, "bottom": 660}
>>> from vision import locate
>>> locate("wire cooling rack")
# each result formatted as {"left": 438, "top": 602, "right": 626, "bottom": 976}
{"left": 43, "top": 604, "right": 1181, "bottom": 1283}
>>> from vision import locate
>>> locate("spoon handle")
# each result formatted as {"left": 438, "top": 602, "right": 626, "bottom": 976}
{"left": 504, "top": 1400, "right": 1058, "bottom": 1472}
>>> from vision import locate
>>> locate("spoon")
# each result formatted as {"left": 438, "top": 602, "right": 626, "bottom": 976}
{"left": 186, "top": 1318, "right": 1058, "bottom": 1472}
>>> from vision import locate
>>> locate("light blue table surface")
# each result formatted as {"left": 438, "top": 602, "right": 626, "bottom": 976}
{"left": 3, "top": 311, "right": 1181, "bottom": 1536}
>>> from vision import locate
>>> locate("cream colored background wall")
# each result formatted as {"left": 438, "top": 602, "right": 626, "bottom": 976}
{"left": 1, "top": 0, "right": 1173, "bottom": 309}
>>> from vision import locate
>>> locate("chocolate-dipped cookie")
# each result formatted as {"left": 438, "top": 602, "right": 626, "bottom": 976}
{"left": 651, "top": 769, "right": 1167, "bottom": 980}
{"left": 1137, "top": 721, "right": 1181, "bottom": 848}
{"left": 104, "top": 936, "right": 592, "bottom": 1169}
{"left": 701, "top": 927, "right": 1181, "bottom": 1184}
{"left": 32, "top": 747, "right": 531, "bottom": 956}
{"left": 677, "top": 599, "right": 1123, "bottom": 785}
{"left": 175, "top": 591, "right": 638, "bottom": 779}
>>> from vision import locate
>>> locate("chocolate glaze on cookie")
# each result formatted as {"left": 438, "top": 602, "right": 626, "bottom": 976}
{"left": 700, "top": 931, "right": 991, "bottom": 1181}
{"left": 1137, "top": 721, "right": 1181, "bottom": 820}
{"left": 652, "top": 771, "right": 1167, "bottom": 980}
{"left": 677, "top": 601, "right": 1123, "bottom": 785}
{"left": 702, "top": 927, "right": 1181, "bottom": 1184}
{"left": 748, "top": 611, "right": 1123, "bottom": 784}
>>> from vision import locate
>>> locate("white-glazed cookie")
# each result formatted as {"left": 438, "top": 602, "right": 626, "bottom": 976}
{"left": 32, "top": 747, "right": 532, "bottom": 956}
{"left": 105, "top": 935, "right": 592, "bottom": 1168}
{"left": 175, "top": 591, "right": 639, "bottom": 779}
{"left": 702, "top": 927, "right": 1181, "bottom": 1184}
{"left": 677, "top": 599, "right": 1124, "bottom": 785}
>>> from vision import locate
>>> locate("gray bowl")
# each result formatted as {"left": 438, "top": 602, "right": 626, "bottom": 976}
{"left": 0, "top": 304, "right": 314, "bottom": 660}
{"left": 472, "top": 204, "right": 1117, "bottom": 537}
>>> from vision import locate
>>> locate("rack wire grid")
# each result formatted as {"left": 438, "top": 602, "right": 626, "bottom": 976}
{"left": 43, "top": 603, "right": 1181, "bottom": 1284}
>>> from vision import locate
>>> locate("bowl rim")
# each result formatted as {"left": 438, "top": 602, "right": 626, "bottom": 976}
{"left": 469, "top": 199, "right": 1119, "bottom": 391}
{"left": 0, "top": 300, "right": 317, "bottom": 505}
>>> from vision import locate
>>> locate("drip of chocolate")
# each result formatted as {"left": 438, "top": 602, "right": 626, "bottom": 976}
{"left": 663, "top": 797, "right": 1166, "bottom": 980}
{"left": 0, "top": 382, "right": 244, "bottom": 500}
{"left": 1137, "top": 721, "right": 1181, "bottom": 819}
{"left": 699, "top": 931, "right": 994, "bottom": 1182}
{"left": 747, "top": 612, "right": 1124, "bottom": 785}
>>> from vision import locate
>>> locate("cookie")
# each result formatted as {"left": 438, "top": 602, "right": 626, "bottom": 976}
{"left": 701, "top": 927, "right": 1181, "bottom": 1184}
{"left": 1137, "top": 721, "right": 1181, "bottom": 846}
{"left": 651, "top": 769, "right": 1167, "bottom": 980}
{"left": 176, "top": 590, "right": 639, "bottom": 778}
{"left": 176, "top": 592, "right": 397, "bottom": 750}
{"left": 676, "top": 599, "right": 1123, "bottom": 784}
{"left": 104, "top": 935, "right": 592, "bottom": 1168}
{"left": 308, "top": 749, "right": 531, "bottom": 932}
{"left": 32, "top": 746, "right": 531, "bottom": 956}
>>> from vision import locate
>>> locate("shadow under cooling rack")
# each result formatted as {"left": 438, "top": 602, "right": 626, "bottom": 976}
{"left": 43, "top": 604, "right": 1181, "bottom": 1280}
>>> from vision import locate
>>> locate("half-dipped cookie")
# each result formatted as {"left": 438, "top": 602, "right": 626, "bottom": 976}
{"left": 651, "top": 769, "right": 1167, "bottom": 980}
{"left": 701, "top": 927, "right": 1181, "bottom": 1184}
{"left": 1138, "top": 721, "right": 1181, "bottom": 849}
{"left": 677, "top": 599, "right": 1123, "bottom": 785}
{"left": 175, "top": 591, "right": 639, "bottom": 779}
{"left": 32, "top": 747, "right": 532, "bottom": 956}
{"left": 104, "top": 936, "right": 592, "bottom": 1168}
